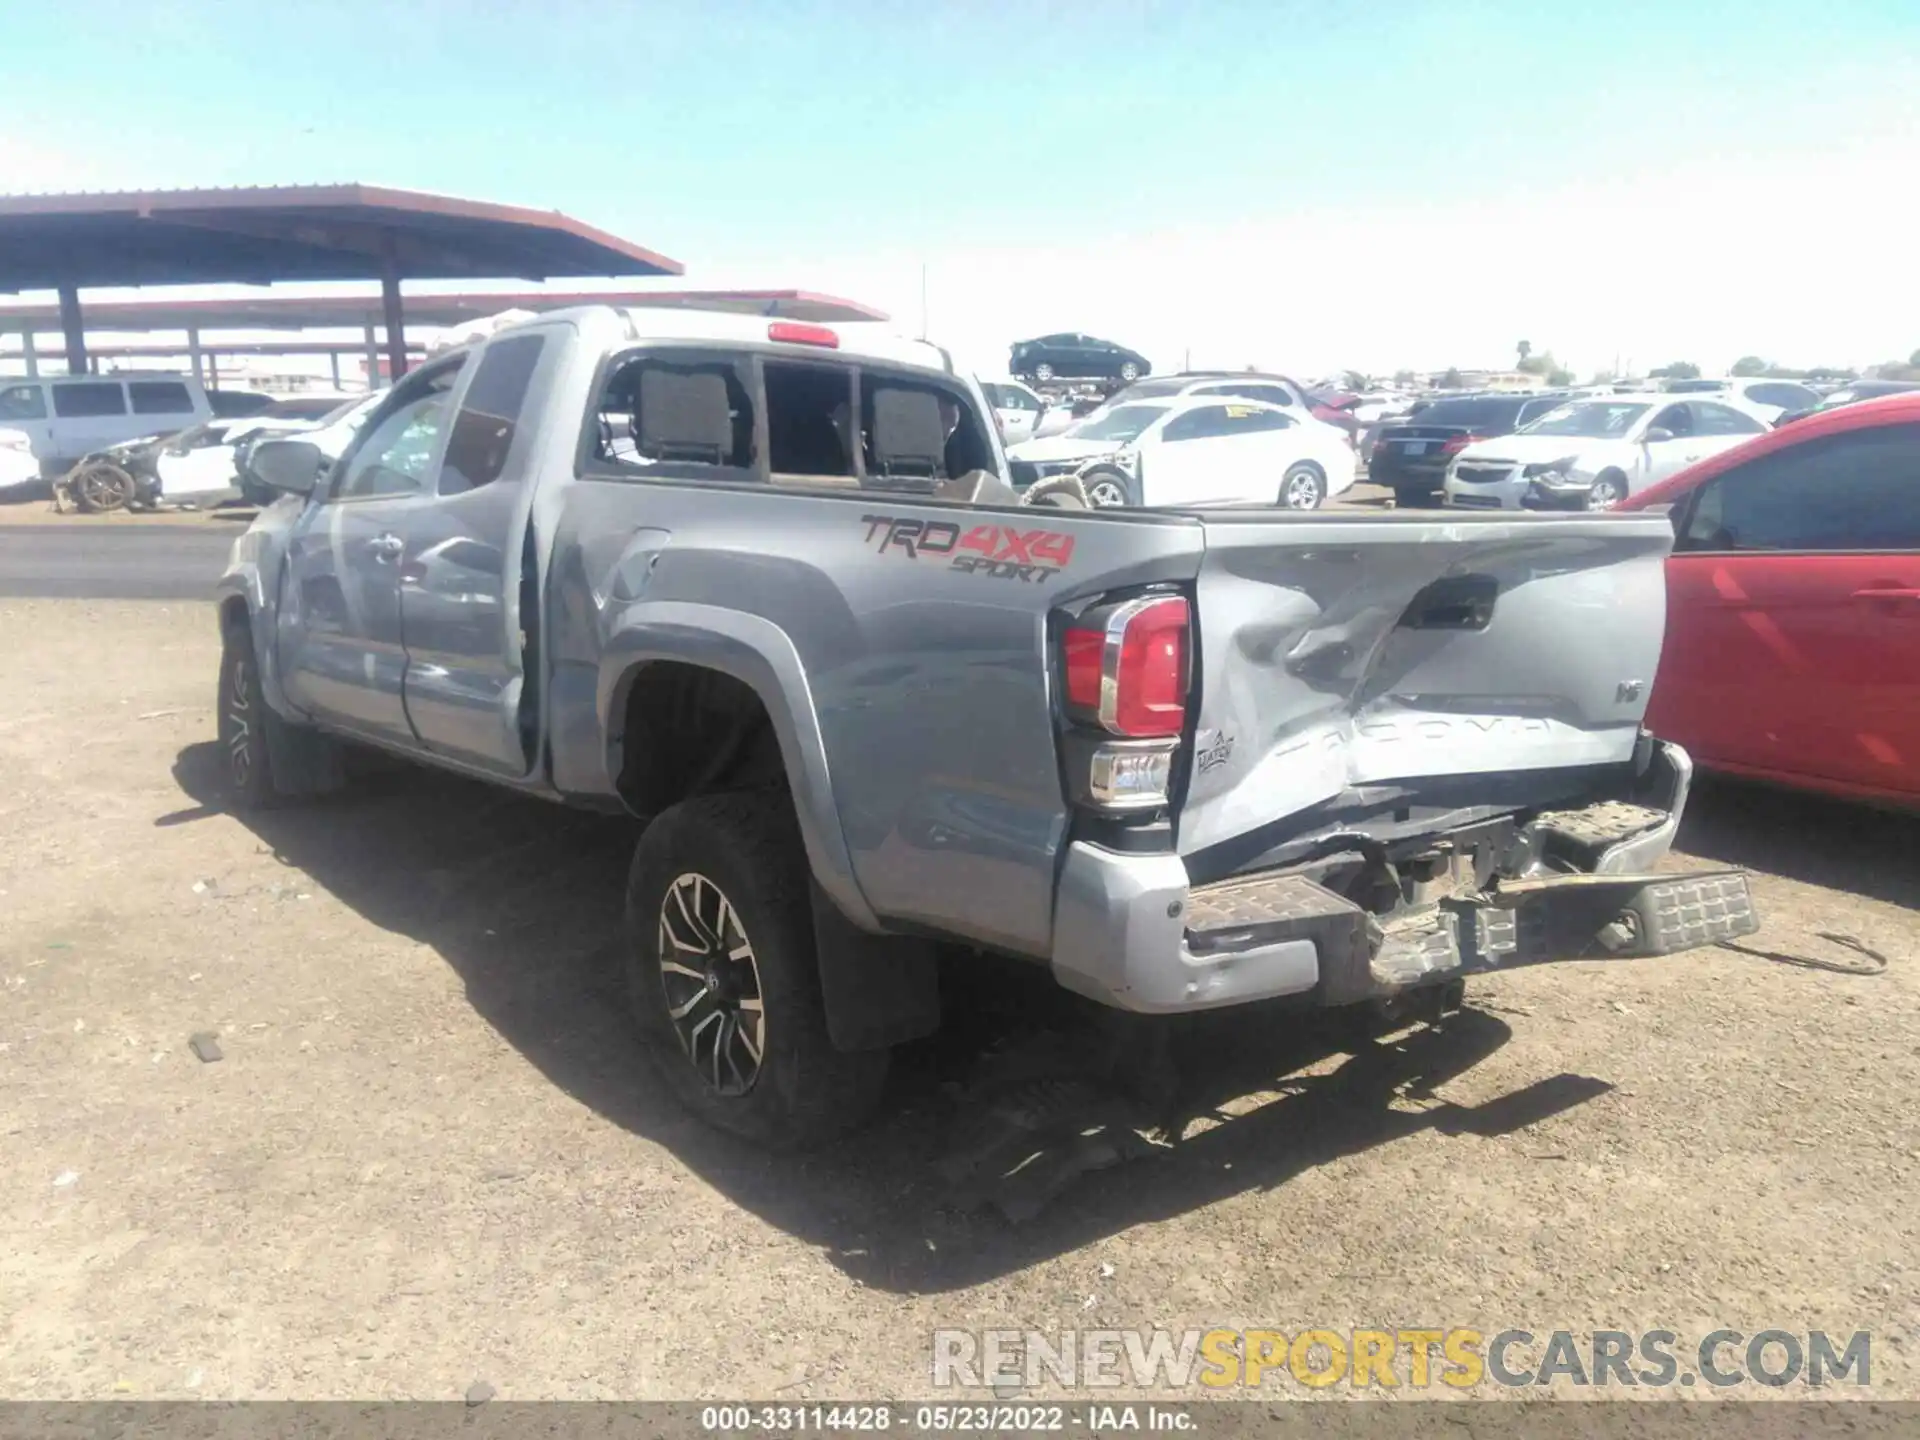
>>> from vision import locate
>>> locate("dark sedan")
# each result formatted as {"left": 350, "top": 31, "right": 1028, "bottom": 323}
{"left": 1009, "top": 333, "right": 1151, "bottom": 384}
{"left": 1369, "top": 391, "right": 1572, "bottom": 507}
{"left": 1776, "top": 379, "right": 1920, "bottom": 426}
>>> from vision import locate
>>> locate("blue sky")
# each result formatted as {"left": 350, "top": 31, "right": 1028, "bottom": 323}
{"left": 5, "top": 0, "right": 1920, "bottom": 377}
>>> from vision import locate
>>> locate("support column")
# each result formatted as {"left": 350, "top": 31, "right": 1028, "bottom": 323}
{"left": 329, "top": 352, "right": 342, "bottom": 389}
{"left": 380, "top": 231, "right": 408, "bottom": 383}
{"left": 57, "top": 284, "right": 87, "bottom": 374}
{"left": 20, "top": 327, "right": 37, "bottom": 379}
{"left": 363, "top": 323, "right": 379, "bottom": 390}
{"left": 187, "top": 327, "right": 204, "bottom": 387}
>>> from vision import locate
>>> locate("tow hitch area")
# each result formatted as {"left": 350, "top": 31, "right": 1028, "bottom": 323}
{"left": 1185, "top": 868, "right": 1761, "bottom": 999}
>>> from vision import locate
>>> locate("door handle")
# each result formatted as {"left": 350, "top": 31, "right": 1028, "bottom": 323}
{"left": 1852, "top": 585, "right": 1920, "bottom": 602}
{"left": 367, "top": 533, "right": 405, "bottom": 561}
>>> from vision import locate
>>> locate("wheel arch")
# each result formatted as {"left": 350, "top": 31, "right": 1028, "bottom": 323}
{"left": 597, "top": 603, "right": 877, "bottom": 932}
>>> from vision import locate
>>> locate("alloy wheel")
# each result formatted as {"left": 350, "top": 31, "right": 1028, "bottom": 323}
{"left": 224, "top": 653, "right": 254, "bottom": 790}
{"left": 1282, "top": 469, "right": 1324, "bottom": 509}
{"left": 1586, "top": 479, "right": 1625, "bottom": 511}
{"left": 1086, "top": 478, "right": 1128, "bottom": 507}
{"left": 657, "top": 871, "right": 766, "bottom": 1096}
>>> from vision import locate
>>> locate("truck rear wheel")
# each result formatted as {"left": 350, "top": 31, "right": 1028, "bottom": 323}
{"left": 624, "top": 791, "right": 891, "bottom": 1149}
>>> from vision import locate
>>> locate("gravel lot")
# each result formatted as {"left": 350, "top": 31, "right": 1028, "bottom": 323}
{"left": 1, "top": 596, "right": 1916, "bottom": 1403}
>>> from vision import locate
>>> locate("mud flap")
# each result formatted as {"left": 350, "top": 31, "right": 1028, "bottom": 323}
{"left": 810, "top": 881, "right": 941, "bottom": 1052}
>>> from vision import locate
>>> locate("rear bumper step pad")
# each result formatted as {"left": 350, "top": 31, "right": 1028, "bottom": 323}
{"left": 1184, "top": 867, "right": 1760, "bottom": 1002}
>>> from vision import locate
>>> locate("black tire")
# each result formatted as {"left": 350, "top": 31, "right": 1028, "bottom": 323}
{"left": 1022, "top": 474, "right": 1093, "bottom": 510}
{"left": 625, "top": 791, "right": 891, "bottom": 1149}
{"left": 217, "top": 621, "right": 344, "bottom": 809}
{"left": 69, "top": 461, "right": 135, "bottom": 514}
{"left": 1280, "top": 461, "right": 1327, "bottom": 510}
{"left": 1587, "top": 470, "right": 1628, "bottom": 510}
{"left": 1032, "top": 361, "right": 1056, "bottom": 383}
{"left": 1392, "top": 485, "right": 1437, "bottom": 510}
{"left": 1079, "top": 465, "right": 1137, "bottom": 508}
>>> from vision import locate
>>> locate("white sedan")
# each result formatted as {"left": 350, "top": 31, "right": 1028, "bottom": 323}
{"left": 1443, "top": 394, "right": 1769, "bottom": 511}
{"left": 1007, "top": 395, "right": 1358, "bottom": 509}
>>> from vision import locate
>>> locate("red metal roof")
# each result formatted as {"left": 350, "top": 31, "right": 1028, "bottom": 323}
{"left": 0, "top": 184, "right": 683, "bottom": 291}
{"left": 0, "top": 289, "right": 889, "bottom": 332}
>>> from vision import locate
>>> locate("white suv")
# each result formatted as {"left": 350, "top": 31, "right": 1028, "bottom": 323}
{"left": 0, "top": 373, "right": 212, "bottom": 474}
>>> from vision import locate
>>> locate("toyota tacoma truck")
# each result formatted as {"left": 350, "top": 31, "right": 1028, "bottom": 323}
{"left": 217, "top": 306, "right": 1759, "bottom": 1148}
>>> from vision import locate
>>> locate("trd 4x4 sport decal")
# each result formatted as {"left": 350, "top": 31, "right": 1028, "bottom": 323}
{"left": 860, "top": 515, "right": 1075, "bottom": 583}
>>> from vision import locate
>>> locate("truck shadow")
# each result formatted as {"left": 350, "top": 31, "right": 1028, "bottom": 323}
{"left": 1675, "top": 774, "right": 1919, "bottom": 912}
{"left": 171, "top": 741, "right": 1604, "bottom": 1294}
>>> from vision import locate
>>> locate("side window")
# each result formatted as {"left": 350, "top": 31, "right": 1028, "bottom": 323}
{"left": 128, "top": 380, "right": 194, "bottom": 415}
{"left": 1518, "top": 398, "right": 1561, "bottom": 427}
{"left": 1162, "top": 406, "right": 1230, "bottom": 442}
{"left": 1681, "top": 423, "right": 1920, "bottom": 553}
{"left": 439, "top": 334, "right": 547, "bottom": 496}
{"left": 1004, "top": 388, "right": 1040, "bottom": 413}
{"left": 590, "top": 350, "right": 755, "bottom": 479}
{"left": 51, "top": 382, "right": 127, "bottom": 418}
{"left": 331, "top": 360, "right": 465, "bottom": 502}
{"left": 1219, "top": 405, "right": 1292, "bottom": 435}
{"left": 1747, "top": 383, "right": 1816, "bottom": 410}
{"left": 1239, "top": 384, "right": 1297, "bottom": 408}
{"left": 1691, "top": 402, "right": 1765, "bottom": 437}
{"left": 1648, "top": 404, "right": 1693, "bottom": 439}
{"left": 0, "top": 384, "right": 47, "bottom": 421}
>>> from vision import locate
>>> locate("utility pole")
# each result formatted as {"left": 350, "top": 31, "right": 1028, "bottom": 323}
{"left": 919, "top": 263, "right": 928, "bottom": 341}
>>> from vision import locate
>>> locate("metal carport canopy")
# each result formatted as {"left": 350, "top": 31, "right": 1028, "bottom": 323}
{"left": 0, "top": 183, "right": 686, "bottom": 378}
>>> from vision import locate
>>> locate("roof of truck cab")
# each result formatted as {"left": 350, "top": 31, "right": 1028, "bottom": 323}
{"left": 495, "top": 303, "right": 955, "bottom": 372}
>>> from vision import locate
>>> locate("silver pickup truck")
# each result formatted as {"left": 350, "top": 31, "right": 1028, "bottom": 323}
{"left": 218, "top": 305, "right": 1758, "bottom": 1148}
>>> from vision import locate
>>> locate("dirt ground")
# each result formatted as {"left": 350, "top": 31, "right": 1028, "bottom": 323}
{"left": 1, "top": 599, "right": 1916, "bottom": 1403}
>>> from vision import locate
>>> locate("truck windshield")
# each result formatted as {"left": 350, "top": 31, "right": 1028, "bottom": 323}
{"left": 1068, "top": 404, "right": 1168, "bottom": 443}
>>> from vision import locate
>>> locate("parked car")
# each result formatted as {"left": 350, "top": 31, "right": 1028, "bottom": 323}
{"left": 207, "top": 389, "right": 278, "bottom": 419}
{"left": 1009, "top": 333, "right": 1150, "bottom": 384}
{"left": 1370, "top": 391, "right": 1573, "bottom": 507}
{"left": 978, "top": 379, "right": 1047, "bottom": 446}
{"left": 1073, "top": 372, "right": 1356, "bottom": 441}
{"left": 0, "top": 373, "right": 211, "bottom": 476}
{"left": 1444, "top": 394, "right": 1769, "bottom": 511}
{"left": 1775, "top": 379, "right": 1920, "bottom": 426}
{"left": 1660, "top": 376, "right": 1820, "bottom": 423}
{"left": 218, "top": 302, "right": 1754, "bottom": 1146}
{"left": 1008, "top": 395, "right": 1357, "bottom": 509}
{"left": 233, "top": 392, "right": 384, "bottom": 505}
{"left": 157, "top": 393, "right": 363, "bottom": 503}
{"left": 1029, "top": 392, "right": 1103, "bottom": 440}
{"left": 1621, "top": 393, "right": 1920, "bottom": 807}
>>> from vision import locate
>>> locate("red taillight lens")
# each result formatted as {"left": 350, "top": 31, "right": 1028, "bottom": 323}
{"left": 1062, "top": 595, "right": 1190, "bottom": 738}
{"left": 767, "top": 321, "right": 839, "bottom": 348}
{"left": 1442, "top": 432, "right": 1484, "bottom": 453}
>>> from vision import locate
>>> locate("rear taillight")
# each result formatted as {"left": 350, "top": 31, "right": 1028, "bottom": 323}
{"left": 1442, "top": 432, "right": 1485, "bottom": 453}
{"left": 1064, "top": 595, "right": 1189, "bottom": 737}
{"left": 1060, "top": 594, "right": 1190, "bottom": 812}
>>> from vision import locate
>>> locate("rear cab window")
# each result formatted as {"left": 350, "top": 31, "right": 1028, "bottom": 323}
{"left": 584, "top": 344, "right": 997, "bottom": 496}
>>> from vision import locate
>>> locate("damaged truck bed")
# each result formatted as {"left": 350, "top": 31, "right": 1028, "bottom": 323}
{"left": 216, "top": 304, "right": 1759, "bottom": 1151}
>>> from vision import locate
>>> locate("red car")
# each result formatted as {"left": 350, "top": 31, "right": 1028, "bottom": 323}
{"left": 1619, "top": 393, "right": 1920, "bottom": 807}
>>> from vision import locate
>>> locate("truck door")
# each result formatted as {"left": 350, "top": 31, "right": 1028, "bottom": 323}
{"left": 398, "top": 328, "right": 561, "bottom": 777}
{"left": 277, "top": 355, "right": 467, "bottom": 745}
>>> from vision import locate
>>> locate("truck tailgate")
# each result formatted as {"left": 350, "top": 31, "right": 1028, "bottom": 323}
{"left": 1178, "top": 512, "right": 1676, "bottom": 857}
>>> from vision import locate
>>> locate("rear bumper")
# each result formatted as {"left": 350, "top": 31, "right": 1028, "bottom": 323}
{"left": 1049, "top": 742, "right": 1757, "bottom": 1013}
